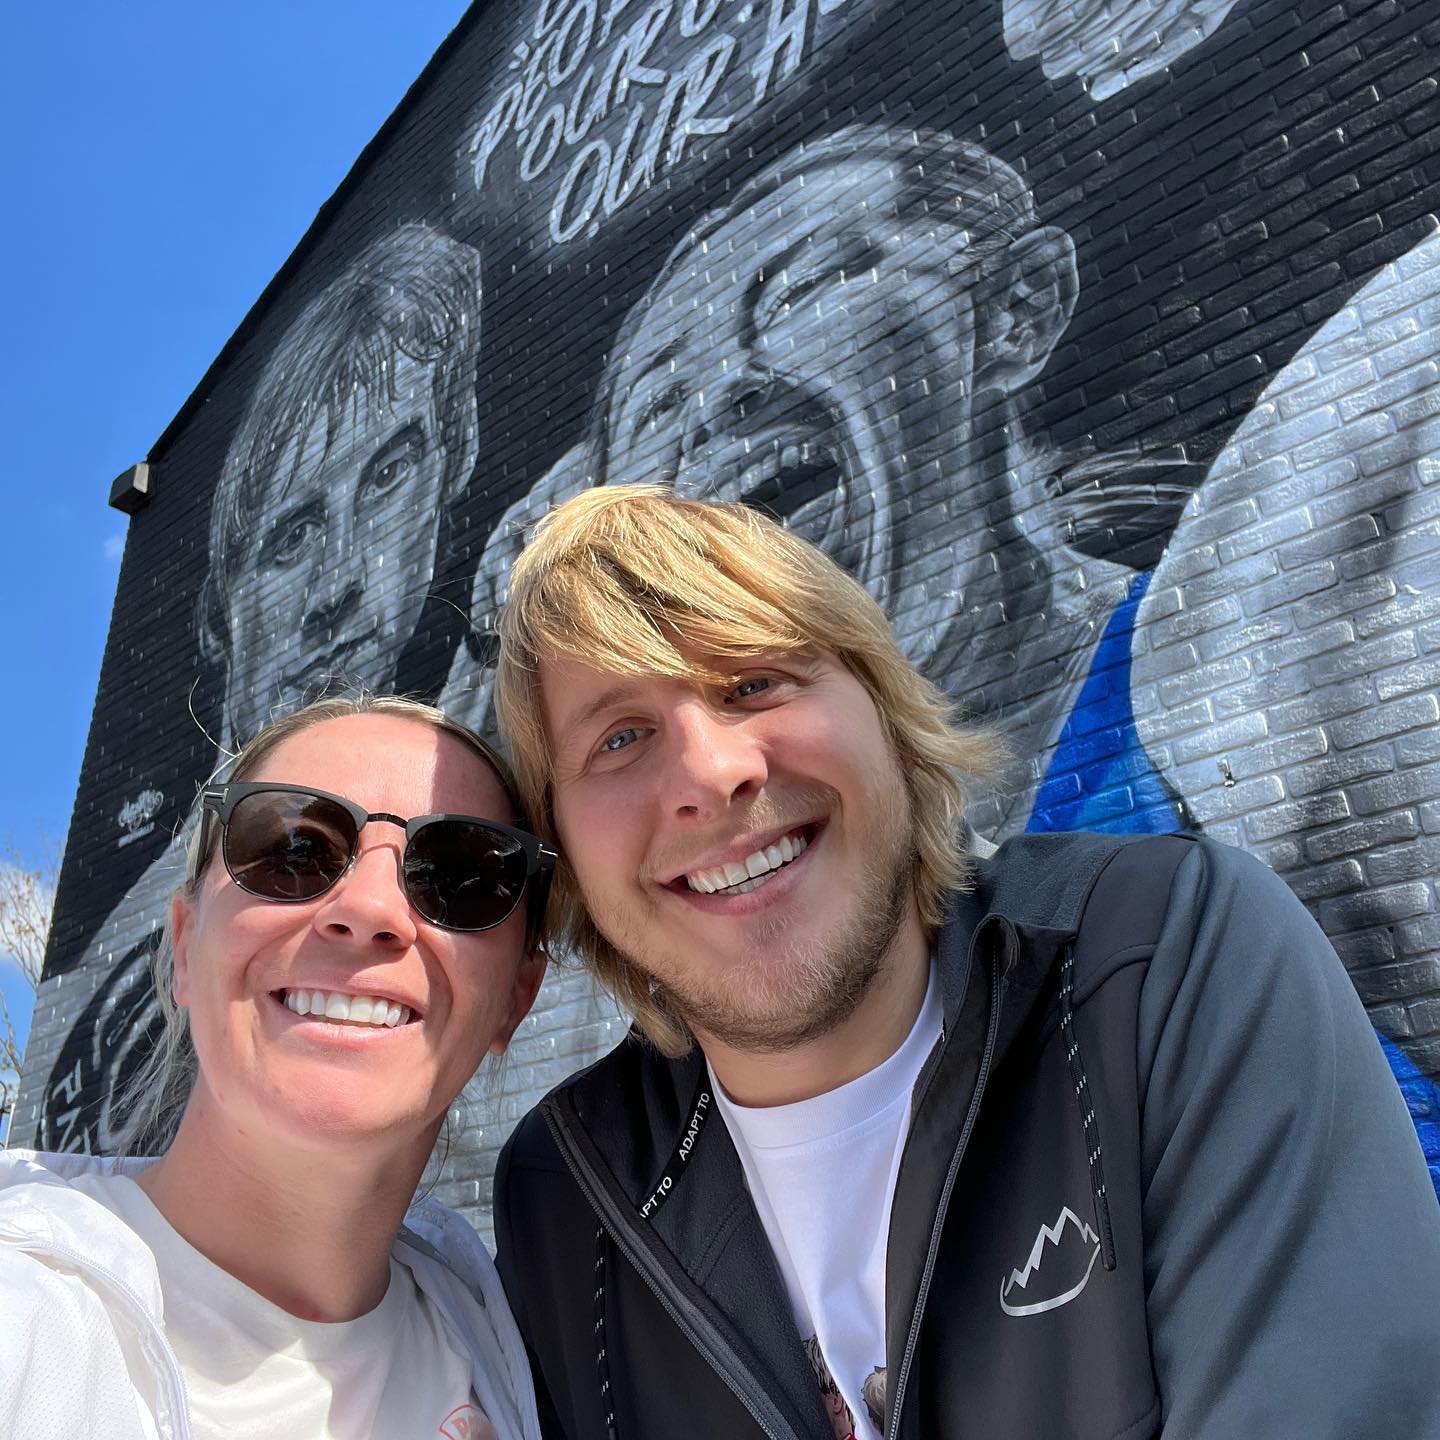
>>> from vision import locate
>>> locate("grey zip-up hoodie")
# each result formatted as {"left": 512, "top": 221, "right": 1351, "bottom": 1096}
{"left": 497, "top": 833, "right": 1440, "bottom": 1439}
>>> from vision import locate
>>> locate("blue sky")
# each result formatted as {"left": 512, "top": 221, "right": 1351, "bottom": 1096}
{"left": 0, "top": 2, "right": 473, "bottom": 1082}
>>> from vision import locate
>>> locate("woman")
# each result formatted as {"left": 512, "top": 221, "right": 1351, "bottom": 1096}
{"left": 0, "top": 695, "right": 551, "bottom": 1440}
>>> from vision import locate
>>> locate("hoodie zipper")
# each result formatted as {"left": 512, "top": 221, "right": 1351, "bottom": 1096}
{"left": 885, "top": 944, "right": 1006, "bottom": 1440}
{"left": 544, "top": 1109, "right": 800, "bottom": 1440}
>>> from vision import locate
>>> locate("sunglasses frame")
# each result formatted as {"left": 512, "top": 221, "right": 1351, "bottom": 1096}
{"left": 197, "top": 781, "right": 557, "bottom": 934}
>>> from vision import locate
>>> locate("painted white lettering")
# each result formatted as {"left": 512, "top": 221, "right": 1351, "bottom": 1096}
{"left": 598, "top": 0, "right": 639, "bottom": 46}
{"left": 612, "top": 2, "right": 673, "bottom": 104}
{"left": 751, "top": 0, "right": 809, "bottom": 107}
{"left": 679, "top": 0, "right": 724, "bottom": 36}
{"left": 662, "top": 31, "right": 736, "bottom": 168}
{"left": 552, "top": 137, "right": 611, "bottom": 242}
{"left": 468, "top": 84, "right": 523, "bottom": 191}
{"left": 516, "top": 35, "right": 559, "bottom": 131}
{"left": 601, "top": 107, "right": 659, "bottom": 217}
{"left": 521, "top": 102, "right": 568, "bottom": 180}
{"left": 564, "top": 62, "right": 602, "bottom": 144}
{"left": 534, "top": 0, "right": 572, "bottom": 38}
{"left": 549, "top": 0, "right": 597, "bottom": 84}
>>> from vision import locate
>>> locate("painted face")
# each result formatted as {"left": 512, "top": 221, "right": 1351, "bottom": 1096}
{"left": 543, "top": 649, "right": 923, "bottom": 1052}
{"left": 171, "top": 713, "right": 543, "bottom": 1156}
{"left": 223, "top": 353, "right": 451, "bottom": 744}
{"left": 602, "top": 161, "right": 984, "bottom": 655}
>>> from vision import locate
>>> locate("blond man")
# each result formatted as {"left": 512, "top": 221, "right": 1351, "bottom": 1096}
{"left": 493, "top": 485, "right": 1440, "bottom": 1440}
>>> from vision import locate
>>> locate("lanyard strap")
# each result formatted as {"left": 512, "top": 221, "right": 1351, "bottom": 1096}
{"left": 639, "top": 1073, "right": 714, "bottom": 1219}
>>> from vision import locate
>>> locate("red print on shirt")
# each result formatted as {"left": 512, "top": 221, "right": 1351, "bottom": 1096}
{"left": 440, "top": 1403, "right": 498, "bottom": 1440}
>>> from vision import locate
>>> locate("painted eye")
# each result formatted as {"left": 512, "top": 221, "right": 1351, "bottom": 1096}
{"left": 368, "top": 451, "right": 414, "bottom": 493}
{"left": 638, "top": 383, "right": 686, "bottom": 432}
{"left": 265, "top": 513, "right": 322, "bottom": 567}
{"left": 776, "top": 271, "right": 830, "bottom": 311}
{"left": 361, "top": 425, "right": 426, "bottom": 500}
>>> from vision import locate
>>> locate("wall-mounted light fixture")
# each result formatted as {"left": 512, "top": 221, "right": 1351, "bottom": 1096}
{"left": 108, "top": 462, "right": 153, "bottom": 515}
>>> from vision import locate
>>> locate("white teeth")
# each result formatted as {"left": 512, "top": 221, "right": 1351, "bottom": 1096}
{"left": 685, "top": 832, "right": 809, "bottom": 895}
{"left": 282, "top": 989, "right": 410, "bottom": 1029}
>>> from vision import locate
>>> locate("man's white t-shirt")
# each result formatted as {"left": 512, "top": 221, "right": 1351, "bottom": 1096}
{"left": 711, "top": 966, "right": 942, "bottom": 1440}
{"left": 77, "top": 1173, "right": 497, "bottom": 1440}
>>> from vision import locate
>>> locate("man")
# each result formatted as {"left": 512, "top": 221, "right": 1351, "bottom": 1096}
{"left": 38, "top": 222, "right": 485, "bottom": 1152}
{"left": 492, "top": 484, "right": 1440, "bottom": 1439}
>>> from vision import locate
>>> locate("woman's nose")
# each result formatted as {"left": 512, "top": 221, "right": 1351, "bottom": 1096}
{"left": 313, "top": 841, "right": 417, "bottom": 949}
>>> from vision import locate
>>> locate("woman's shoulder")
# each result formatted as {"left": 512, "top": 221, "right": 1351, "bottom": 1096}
{"left": 396, "top": 1193, "right": 504, "bottom": 1303}
{"left": 0, "top": 1150, "right": 166, "bottom": 1308}
{"left": 396, "top": 1196, "right": 541, "bottom": 1440}
{"left": 0, "top": 1152, "right": 176, "bottom": 1440}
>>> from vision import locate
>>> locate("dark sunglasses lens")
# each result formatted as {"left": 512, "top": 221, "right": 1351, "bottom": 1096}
{"left": 404, "top": 820, "right": 528, "bottom": 931}
{"left": 224, "top": 791, "right": 356, "bottom": 901}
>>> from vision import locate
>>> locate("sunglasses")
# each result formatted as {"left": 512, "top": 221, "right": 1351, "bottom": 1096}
{"left": 197, "top": 782, "right": 557, "bottom": 933}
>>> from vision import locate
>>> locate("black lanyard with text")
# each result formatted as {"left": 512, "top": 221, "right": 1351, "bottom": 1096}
{"left": 638, "top": 1073, "right": 713, "bottom": 1219}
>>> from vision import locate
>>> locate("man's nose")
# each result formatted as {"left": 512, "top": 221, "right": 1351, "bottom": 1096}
{"left": 312, "top": 841, "right": 417, "bottom": 951}
{"left": 665, "top": 699, "right": 768, "bottom": 822}
{"left": 300, "top": 533, "right": 365, "bottom": 644}
{"left": 302, "top": 577, "right": 364, "bottom": 644}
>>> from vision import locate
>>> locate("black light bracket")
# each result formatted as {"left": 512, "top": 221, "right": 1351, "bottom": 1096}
{"left": 109, "top": 462, "right": 153, "bottom": 515}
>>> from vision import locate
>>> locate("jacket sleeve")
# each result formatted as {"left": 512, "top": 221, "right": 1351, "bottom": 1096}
{"left": 1137, "top": 838, "right": 1440, "bottom": 1438}
{"left": 0, "top": 1246, "right": 162, "bottom": 1440}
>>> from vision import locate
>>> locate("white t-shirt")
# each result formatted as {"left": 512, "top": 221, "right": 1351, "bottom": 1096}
{"left": 77, "top": 1173, "right": 497, "bottom": 1440}
{"left": 711, "top": 966, "right": 942, "bottom": 1440}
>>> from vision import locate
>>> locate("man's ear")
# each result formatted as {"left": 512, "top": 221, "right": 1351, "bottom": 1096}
{"left": 489, "top": 946, "right": 548, "bottom": 1057}
{"left": 973, "top": 225, "right": 1079, "bottom": 395}
{"left": 169, "top": 890, "right": 196, "bottom": 1008}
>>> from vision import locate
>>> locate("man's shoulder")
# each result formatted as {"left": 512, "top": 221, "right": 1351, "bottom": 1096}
{"left": 974, "top": 829, "right": 1197, "bottom": 938}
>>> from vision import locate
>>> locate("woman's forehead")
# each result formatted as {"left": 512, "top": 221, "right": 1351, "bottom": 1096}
{"left": 252, "top": 714, "right": 512, "bottom": 819}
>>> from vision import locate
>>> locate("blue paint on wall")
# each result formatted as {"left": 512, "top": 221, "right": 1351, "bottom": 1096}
{"left": 1028, "top": 572, "right": 1181, "bottom": 836}
{"left": 1380, "top": 1033, "right": 1440, "bottom": 1203}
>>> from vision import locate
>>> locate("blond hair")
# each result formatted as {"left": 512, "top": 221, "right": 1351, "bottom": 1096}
{"left": 496, "top": 485, "right": 998, "bottom": 1055}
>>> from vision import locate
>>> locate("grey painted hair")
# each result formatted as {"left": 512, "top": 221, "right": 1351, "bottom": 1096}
{"left": 196, "top": 223, "right": 484, "bottom": 668}
{"left": 116, "top": 691, "right": 526, "bottom": 1156}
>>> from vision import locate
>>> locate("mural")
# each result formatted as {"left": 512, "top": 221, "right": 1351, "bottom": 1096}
{"left": 14, "top": 0, "right": 1439, "bottom": 1216}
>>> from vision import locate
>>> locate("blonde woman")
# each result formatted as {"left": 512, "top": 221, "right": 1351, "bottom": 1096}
{"left": 0, "top": 695, "right": 550, "bottom": 1440}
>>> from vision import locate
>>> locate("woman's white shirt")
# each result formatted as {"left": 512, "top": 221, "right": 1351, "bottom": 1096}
{"left": 0, "top": 1150, "right": 540, "bottom": 1440}
{"left": 79, "top": 1173, "right": 495, "bottom": 1440}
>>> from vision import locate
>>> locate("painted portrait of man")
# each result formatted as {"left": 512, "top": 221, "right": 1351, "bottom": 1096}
{"left": 198, "top": 221, "right": 483, "bottom": 746}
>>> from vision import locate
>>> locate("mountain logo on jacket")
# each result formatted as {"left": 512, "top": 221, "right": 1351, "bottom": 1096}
{"left": 999, "top": 1205, "right": 1102, "bottom": 1317}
